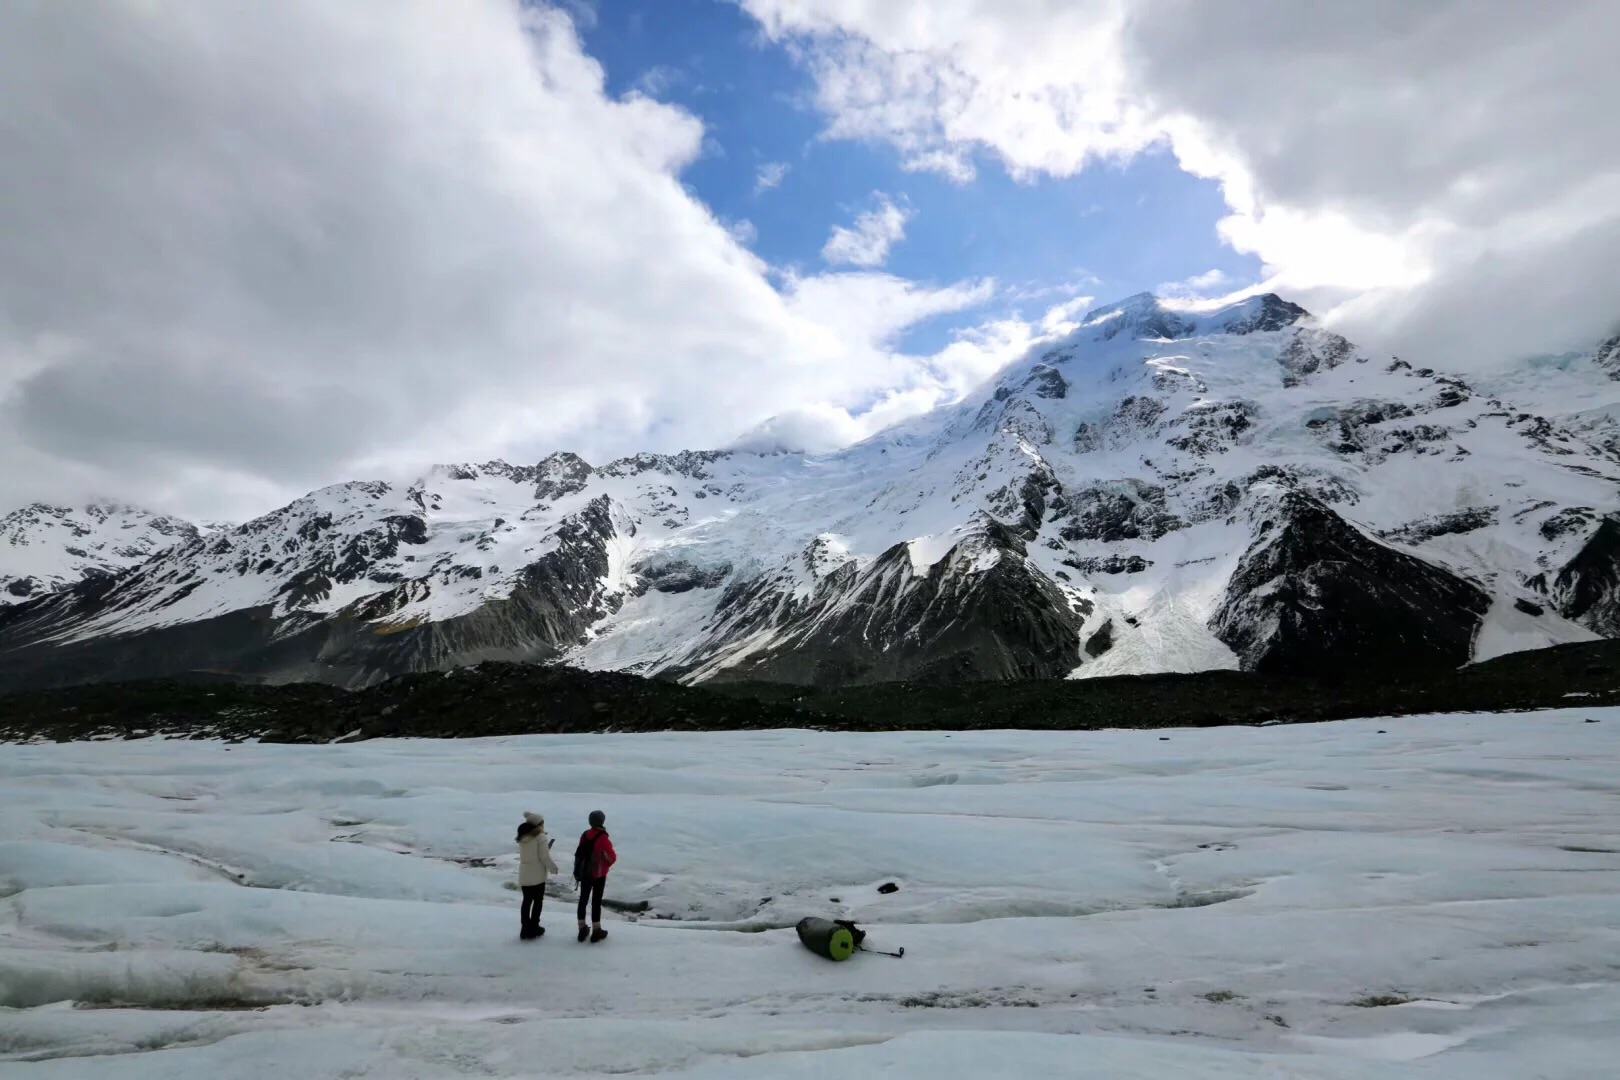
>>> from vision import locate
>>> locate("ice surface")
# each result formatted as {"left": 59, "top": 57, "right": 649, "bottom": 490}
{"left": 3, "top": 710, "right": 1618, "bottom": 1076}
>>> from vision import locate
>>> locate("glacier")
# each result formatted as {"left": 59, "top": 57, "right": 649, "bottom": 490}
{"left": 2, "top": 708, "right": 1617, "bottom": 1075}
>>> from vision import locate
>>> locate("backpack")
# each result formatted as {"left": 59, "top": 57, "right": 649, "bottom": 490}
{"left": 572, "top": 830, "right": 596, "bottom": 883}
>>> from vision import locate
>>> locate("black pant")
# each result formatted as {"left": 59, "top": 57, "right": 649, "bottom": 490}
{"left": 521, "top": 885, "right": 545, "bottom": 930}
{"left": 577, "top": 876, "right": 606, "bottom": 924}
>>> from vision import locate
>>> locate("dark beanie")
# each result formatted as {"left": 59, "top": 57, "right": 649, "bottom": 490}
{"left": 589, "top": 810, "right": 606, "bottom": 828}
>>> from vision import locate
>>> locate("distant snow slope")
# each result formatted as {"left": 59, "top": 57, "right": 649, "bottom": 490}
{"left": 0, "top": 501, "right": 198, "bottom": 606}
{"left": 3, "top": 293, "right": 1619, "bottom": 689}
{"left": 2, "top": 710, "right": 1616, "bottom": 1075}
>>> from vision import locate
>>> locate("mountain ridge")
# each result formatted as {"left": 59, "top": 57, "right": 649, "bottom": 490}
{"left": 4, "top": 291, "right": 1620, "bottom": 692}
{"left": 0, "top": 500, "right": 201, "bottom": 606}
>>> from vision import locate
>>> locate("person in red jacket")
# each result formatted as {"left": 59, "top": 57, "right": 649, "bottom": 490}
{"left": 574, "top": 810, "right": 617, "bottom": 943}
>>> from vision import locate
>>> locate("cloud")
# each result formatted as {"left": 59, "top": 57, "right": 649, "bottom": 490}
{"left": 735, "top": 286, "right": 1080, "bottom": 454}
{"left": 633, "top": 64, "right": 686, "bottom": 98}
{"left": 1005, "top": 276, "right": 1101, "bottom": 304}
{"left": 730, "top": 404, "right": 866, "bottom": 454}
{"left": 747, "top": 1, "right": 1153, "bottom": 183}
{"left": 754, "top": 160, "right": 790, "bottom": 193}
{"left": 741, "top": 0, "right": 1620, "bottom": 363}
{"left": 1156, "top": 268, "right": 1231, "bottom": 299}
{"left": 724, "top": 218, "right": 759, "bottom": 245}
{"left": 1037, "top": 294, "right": 1098, "bottom": 333}
{"left": 821, "top": 193, "right": 911, "bottom": 268}
{"left": 781, "top": 271, "right": 994, "bottom": 348}
{"left": 0, "top": 1, "right": 1003, "bottom": 520}
{"left": 556, "top": 0, "right": 598, "bottom": 30}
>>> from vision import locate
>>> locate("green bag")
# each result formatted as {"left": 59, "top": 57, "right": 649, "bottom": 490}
{"left": 796, "top": 916, "right": 862, "bottom": 961}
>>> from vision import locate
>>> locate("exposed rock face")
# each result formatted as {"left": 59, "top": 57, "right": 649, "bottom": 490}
{"left": 532, "top": 452, "right": 594, "bottom": 500}
{"left": 1084, "top": 618, "right": 1116, "bottom": 657}
{"left": 1024, "top": 364, "right": 1068, "bottom": 399}
{"left": 634, "top": 558, "right": 733, "bottom": 595}
{"left": 1063, "top": 554, "right": 1153, "bottom": 576}
{"left": 1055, "top": 482, "right": 1183, "bottom": 543}
{"left": 1278, "top": 329, "right": 1357, "bottom": 387}
{"left": 1552, "top": 516, "right": 1620, "bottom": 636}
{"left": 1594, "top": 334, "right": 1620, "bottom": 379}
{"left": 1380, "top": 508, "right": 1497, "bottom": 545}
{"left": 599, "top": 450, "right": 730, "bottom": 480}
{"left": 671, "top": 522, "right": 1092, "bottom": 686}
{"left": 1541, "top": 507, "right": 1599, "bottom": 542}
{"left": 1218, "top": 294, "right": 1309, "bottom": 334}
{"left": 1211, "top": 491, "right": 1492, "bottom": 675}
{"left": 1074, "top": 396, "right": 1168, "bottom": 453}
{"left": 1166, "top": 400, "right": 1257, "bottom": 456}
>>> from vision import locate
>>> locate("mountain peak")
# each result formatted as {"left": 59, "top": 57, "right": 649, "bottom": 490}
{"left": 1076, "top": 290, "right": 1309, "bottom": 343}
{"left": 1080, "top": 291, "right": 1160, "bottom": 323}
{"left": 1213, "top": 293, "right": 1311, "bottom": 334}
{"left": 0, "top": 499, "right": 201, "bottom": 606}
{"left": 533, "top": 451, "right": 594, "bottom": 499}
{"left": 1080, "top": 292, "right": 1196, "bottom": 342}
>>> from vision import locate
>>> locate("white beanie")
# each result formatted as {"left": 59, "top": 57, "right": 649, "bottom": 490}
{"left": 523, "top": 811, "right": 543, "bottom": 826}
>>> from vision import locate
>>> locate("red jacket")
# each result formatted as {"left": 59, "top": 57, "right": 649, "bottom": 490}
{"left": 577, "top": 827, "right": 617, "bottom": 880}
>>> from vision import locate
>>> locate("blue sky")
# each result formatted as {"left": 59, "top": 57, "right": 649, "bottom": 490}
{"left": 577, "top": 0, "right": 1261, "bottom": 353}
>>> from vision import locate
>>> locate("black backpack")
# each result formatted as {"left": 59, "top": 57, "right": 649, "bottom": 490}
{"left": 572, "top": 830, "right": 595, "bottom": 883}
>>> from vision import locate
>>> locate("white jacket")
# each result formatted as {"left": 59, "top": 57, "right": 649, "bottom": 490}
{"left": 517, "top": 811, "right": 559, "bottom": 888}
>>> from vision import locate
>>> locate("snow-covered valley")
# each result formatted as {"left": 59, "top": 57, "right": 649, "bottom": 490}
{"left": 4, "top": 710, "right": 1618, "bottom": 1077}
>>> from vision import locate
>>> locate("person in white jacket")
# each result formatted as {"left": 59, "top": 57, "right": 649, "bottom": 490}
{"left": 516, "top": 811, "right": 560, "bottom": 940}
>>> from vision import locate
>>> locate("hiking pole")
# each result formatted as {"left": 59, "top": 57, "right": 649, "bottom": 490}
{"left": 858, "top": 944, "right": 905, "bottom": 959}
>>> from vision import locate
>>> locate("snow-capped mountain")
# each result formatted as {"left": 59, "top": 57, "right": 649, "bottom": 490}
{"left": 0, "top": 501, "right": 200, "bottom": 607}
{"left": 4, "top": 292, "right": 1620, "bottom": 691}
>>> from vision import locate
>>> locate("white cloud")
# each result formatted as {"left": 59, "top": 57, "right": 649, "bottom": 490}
{"left": 754, "top": 160, "right": 790, "bottom": 193}
{"left": 556, "top": 0, "right": 598, "bottom": 31}
{"left": 1005, "top": 276, "right": 1101, "bottom": 303}
{"left": 821, "top": 193, "right": 911, "bottom": 268}
{"left": 748, "top": 0, "right": 1155, "bottom": 183}
{"left": 781, "top": 271, "right": 994, "bottom": 348}
{"left": 0, "top": 1, "right": 1002, "bottom": 520}
{"left": 633, "top": 64, "right": 685, "bottom": 99}
{"left": 1037, "top": 294, "right": 1097, "bottom": 333}
{"left": 741, "top": 0, "right": 1620, "bottom": 362}
{"left": 1156, "top": 268, "right": 1231, "bottom": 299}
{"left": 724, "top": 218, "right": 759, "bottom": 245}
{"left": 735, "top": 287, "right": 1079, "bottom": 453}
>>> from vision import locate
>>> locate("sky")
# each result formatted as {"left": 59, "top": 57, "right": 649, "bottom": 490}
{"left": 0, "top": 0, "right": 1616, "bottom": 522}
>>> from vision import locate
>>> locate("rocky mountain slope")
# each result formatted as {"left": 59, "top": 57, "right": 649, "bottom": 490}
{"left": 0, "top": 501, "right": 200, "bottom": 606}
{"left": 7, "top": 639, "right": 1620, "bottom": 744}
{"left": 3, "top": 293, "right": 1619, "bottom": 692}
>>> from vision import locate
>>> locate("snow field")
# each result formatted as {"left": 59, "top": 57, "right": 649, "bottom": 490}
{"left": 2, "top": 709, "right": 1619, "bottom": 1076}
